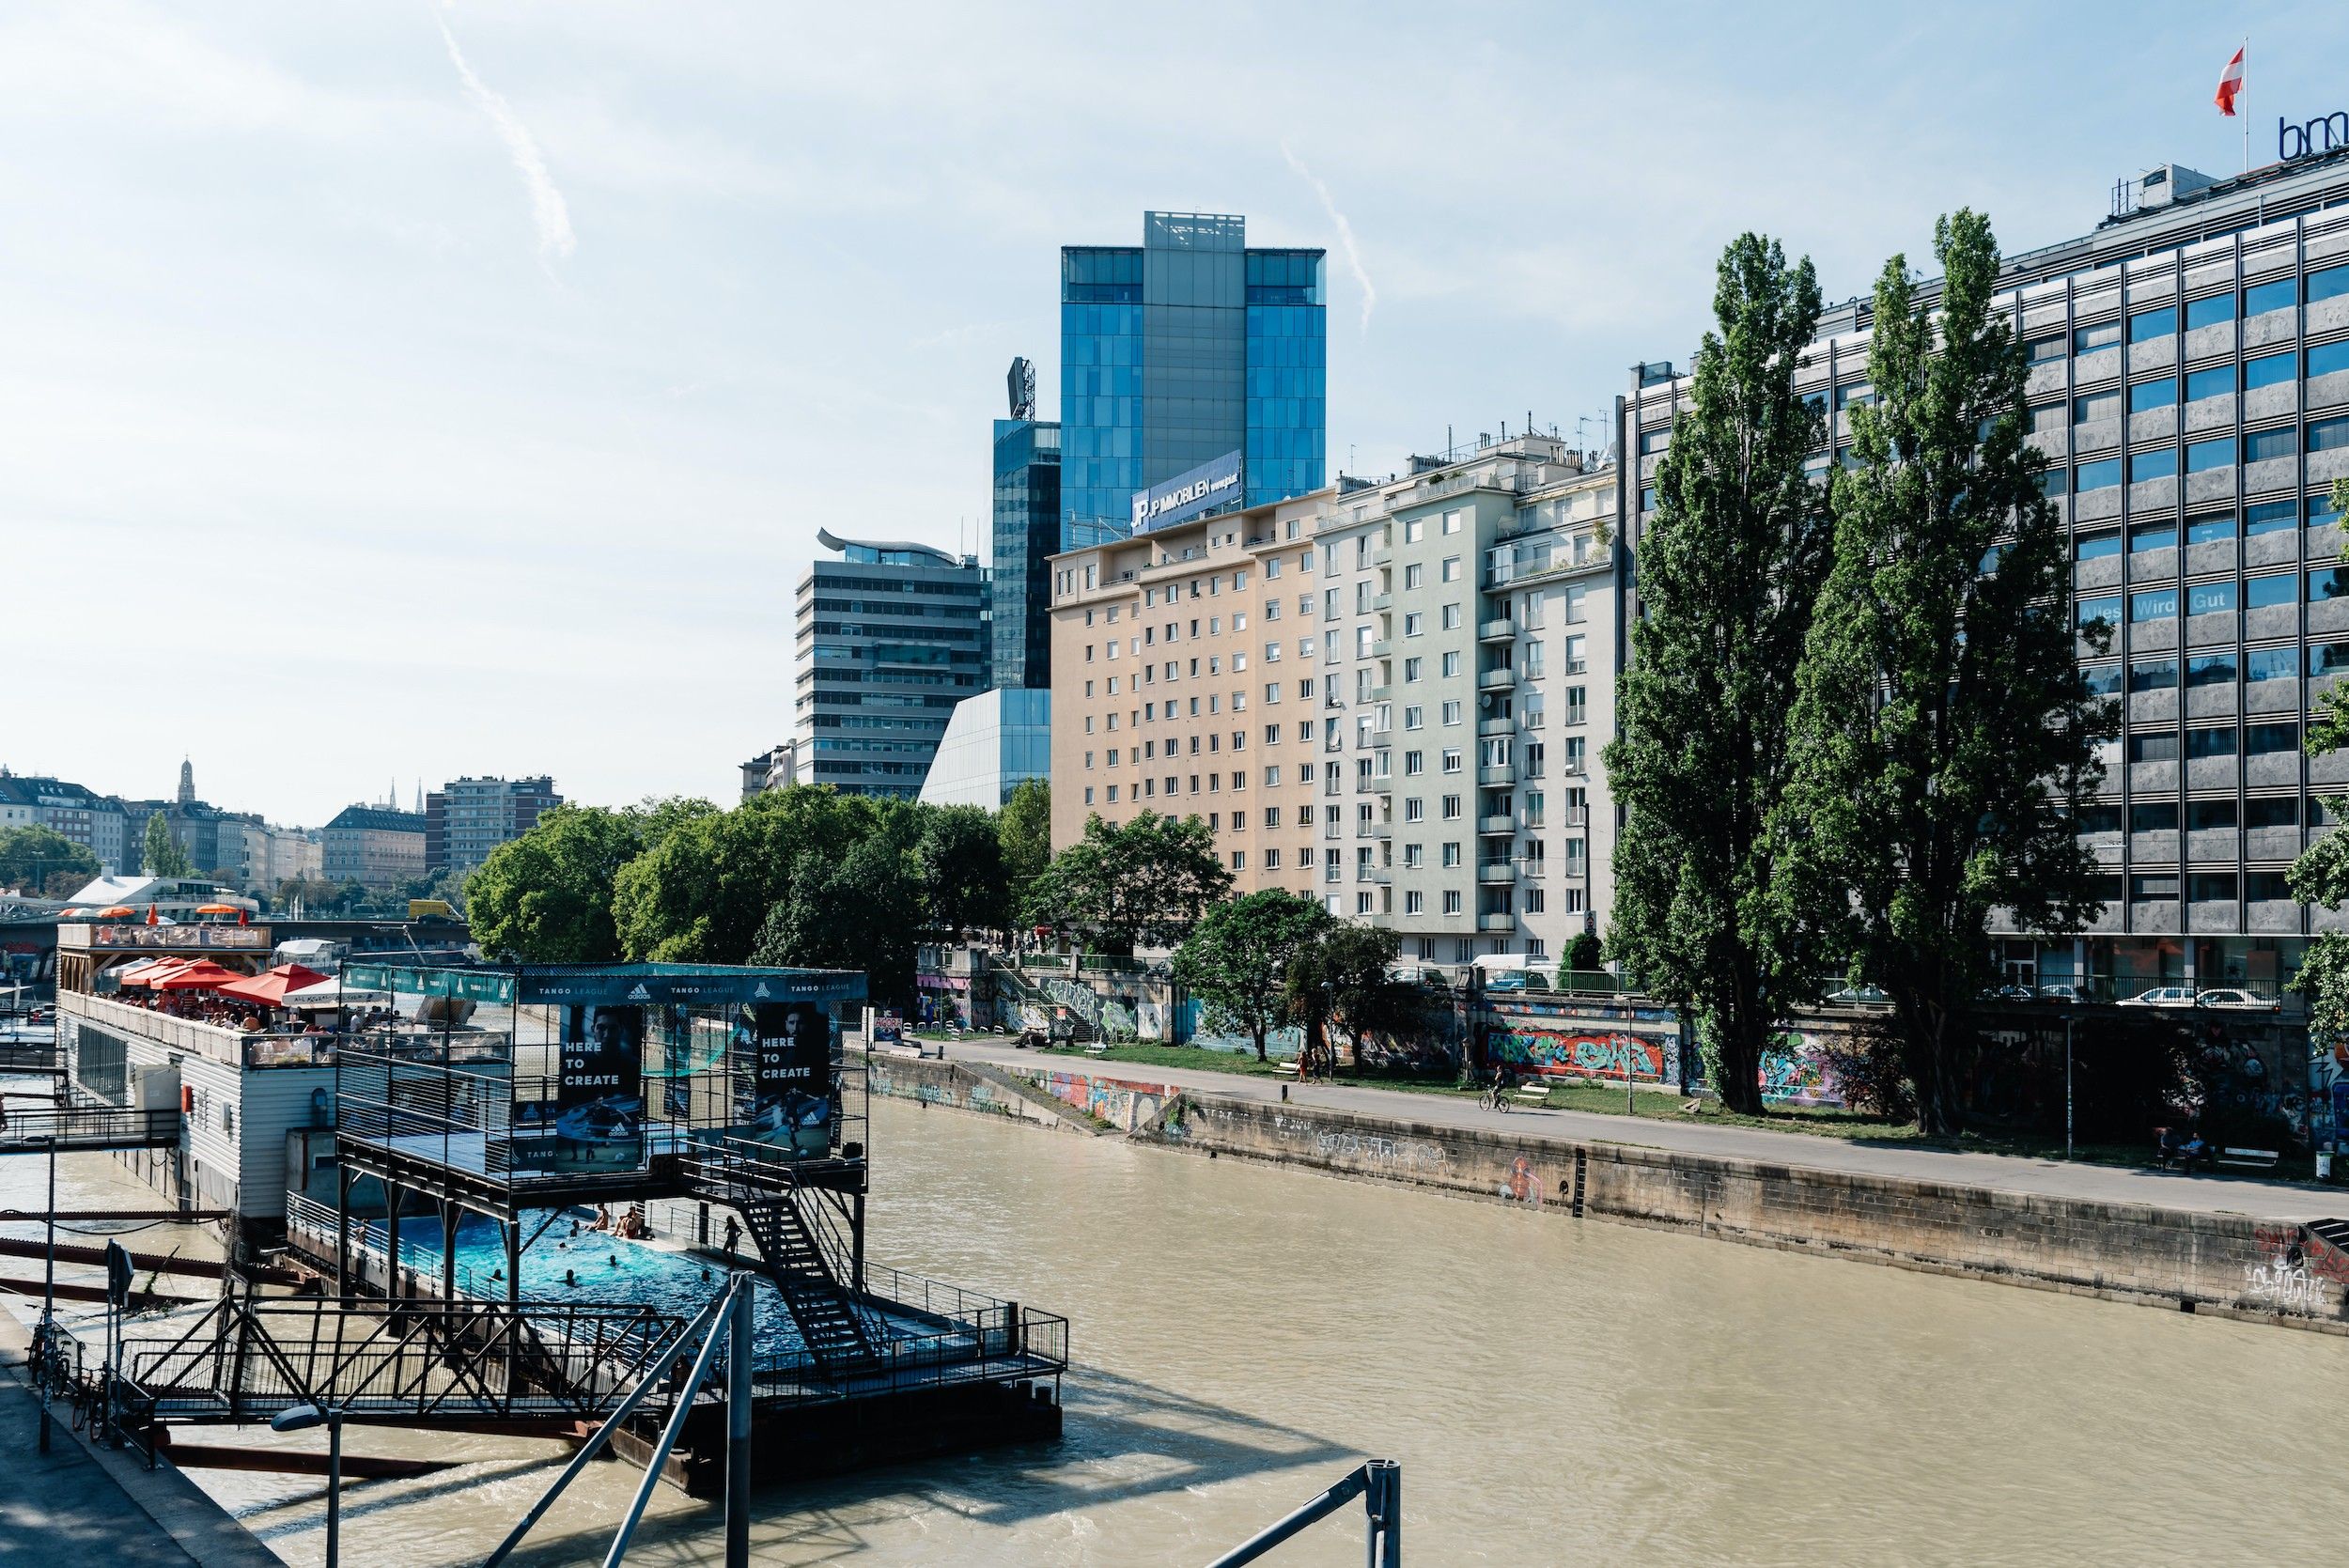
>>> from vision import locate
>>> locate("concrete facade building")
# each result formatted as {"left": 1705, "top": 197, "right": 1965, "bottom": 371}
{"left": 739, "top": 740, "right": 797, "bottom": 801}
{"left": 1621, "top": 145, "right": 2349, "bottom": 1000}
{"left": 793, "top": 529, "right": 987, "bottom": 799}
{"left": 1050, "top": 432, "right": 1616, "bottom": 966}
{"left": 320, "top": 804, "right": 427, "bottom": 890}
{"left": 424, "top": 775, "right": 561, "bottom": 873}
{"left": 0, "top": 771, "right": 132, "bottom": 876}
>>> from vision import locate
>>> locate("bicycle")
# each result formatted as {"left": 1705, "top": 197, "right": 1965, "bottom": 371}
{"left": 1482, "top": 1078, "right": 1514, "bottom": 1113}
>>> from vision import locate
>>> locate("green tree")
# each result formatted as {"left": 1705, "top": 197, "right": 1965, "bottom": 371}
{"left": 1603, "top": 233, "right": 1831, "bottom": 1114}
{"left": 1174, "top": 889, "right": 1330, "bottom": 1060}
{"left": 997, "top": 779, "right": 1051, "bottom": 921}
{"left": 467, "top": 804, "right": 657, "bottom": 962}
{"left": 2287, "top": 476, "right": 2349, "bottom": 1036}
{"left": 1283, "top": 922, "right": 1408, "bottom": 1076}
{"left": 141, "top": 812, "right": 193, "bottom": 877}
{"left": 614, "top": 786, "right": 880, "bottom": 963}
{"left": 1777, "top": 210, "right": 2110, "bottom": 1136}
{"left": 1021, "top": 811, "right": 1233, "bottom": 956}
{"left": 1563, "top": 929, "right": 1605, "bottom": 974}
{"left": 912, "top": 804, "right": 1008, "bottom": 934}
{"left": 0, "top": 826, "right": 99, "bottom": 894}
{"left": 750, "top": 838, "right": 921, "bottom": 1004}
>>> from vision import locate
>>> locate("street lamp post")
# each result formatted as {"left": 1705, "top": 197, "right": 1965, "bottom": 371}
{"left": 272, "top": 1402, "right": 343, "bottom": 1567}
{"left": 38, "top": 1134, "right": 56, "bottom": 1453}
{"left": 2064, "top": 1017, "right": 2075, "bottom": 1162}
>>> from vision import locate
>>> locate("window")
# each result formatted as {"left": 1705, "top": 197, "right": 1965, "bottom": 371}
{"left": 1441, "top": 794, "right": 1462, "bottom": 819}
{"left": 1440, "top": 843, "right": 1462, "bottom": 868}
{"left": 2185, "top": 292, "right": 2235, "bottom": 330}
{"left": 2189, "top": 800, "right": 2237, "bottom": 831}
{"left": 2244, "top": 276, "right": 2298, "bottom": 317}
{"left": 2246, "top": 645, "right": 2299, "bottom": 681}
{"left": 2310, "top": 263, "right": 2349, "bottom": 303}
{"left": 2313, "top": 567, "right": 2349, "bottom": 601}
{"left": 2247, "top": 796, "right": 2302, "bottom": 829}
{"left": 1441, "top": 652, "right": 1462, "bottom": 677}
{"left": 2318, "top": 641, "right": 2349, "bottom": 675}
{"left": 2030, "top": 401, "right": 2066, "bottom": 430}
{"left": 2246, "top": 572, "right": 2295, "bottom": 610}
{"left": 2128, "top": 587, "right": 2177, "bottom": 623}
{"left": 1442, "top": 509, "right": 1464, "bottom": 535}
{"left": 2243, "top": 350, "right": 2297, "bottom": 390}
{"left": 1404, "top": 518, "right": 1424, "bottom": 543}
{"left": 2247, "top": 721, "right": 2299, "bottom": 755}
{"left": 2081, "top": 661, "right": 2123, "bottom": 696}
{"left": 1404, "top": 613, "right": 1423, "bottom": 637}
{"left": 2247, "top": 499, "right": 2298, "bottom": 536}
{"left": 2247, "top": 870, "right": 2295, "bottom": 902}
{"left": 2129, "top": 447, "right": 2177, "bottom": 482}
{"left": 2077, "top": 594, "right": 2122, "bottom": 629}
{"left": 2247, "top": 426, "right": 2296, "bottom": 464}
{"left": 1404, "top": 891, "right": 1423, "bottom": 914}
{"left": 1405, "top": 750, "right": 1424, "bottom": 776}
{"left": 2185, "top": 511, "right": 2235, "bottom": 544}
{"left": 2308, "top": 415, "right": 2349, "bottom": 453}
{"left": 2313, "top": 339, "right": 2349, "bottom": 380}
{"left": 1404, "top": 563, "right": 1423, "bottom": 589}
{"left": 2188, "top": 872, "right": 2238, "bottom": 903}
{"left": 2128, "top": 731, "right": 2179, "bottom": 763}
{"left": 1439, "top": 604, "right": 1461, "bottom": 631}
{"left": 1441, "top": 700, "right": 1462, "bottom": 725}
{"left": 2074, "top": 389, "right": 2122, "bottom": 423}
{"left": 2128, "top": 304, "right": 2177, "bottom": 342}
{"left": 1441, "top": 557, "right": 1461, "bottom": 583}
{"left": 1404, "top": 705, "right": 1423, "bottom": 730}
{"left": 1404, "top": 797, "right": 1423, "bottom": 822}
{"left": 1443, "top": 891, "right": 1464, "bottom": 915}
{"left": 2185, "top": 365, "right": 2232, "bottom": 401}
{"left": 2186, "top": 652, "right": 2235, "bottom": 687}
{"left": 2185, "top": 436, "right": 2235, "bottom": 473}
{"left": 2128, "top": 378, "right": 2178, "bottom": 413}
{"left": 2076, "top": 530, "right": 2122, "bottom": 562}
{"left": 2074, "top": 320, "right": 2122, "bottom": 353}
{"left": 2129, "top": 656, "right": 2178, "bottom": 691}
{"left": 2075, "top": 458, "right": 2122, "bottom": 492}
{"left": 2185, "top": 580, "right": 2234, "bottom": 616}
{"left": 2131, "top": 801, "right": 2177, "bottom": 831}
{"left": 2186, "top": 725, "right": 2237, "bottom": 758}
{"left": 2027, "top": 334, "right": 2067, "bottom": 364}
{"left": 1441, "top": 748, "right": 1463, "bottom": 774}
{"left": 2132, "top": 873, "right": 2180, "bottom": 900}
{"left": 2076, "top": 803, "right": 2122, "bottom": 836}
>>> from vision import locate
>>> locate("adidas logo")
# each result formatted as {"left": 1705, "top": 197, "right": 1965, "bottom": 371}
{"left": 753, "top": 983, "right": 771, "bottom": 999}
{"left": 625, "top": 984, "right": 652, "bottom": 1001}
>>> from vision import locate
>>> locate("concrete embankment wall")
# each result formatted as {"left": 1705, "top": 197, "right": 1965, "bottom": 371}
{"left": 872, "top": 1054, "right": 2349, "bottom": 1334}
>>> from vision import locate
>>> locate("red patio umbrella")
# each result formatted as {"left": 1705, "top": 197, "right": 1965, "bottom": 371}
{"left": 213, "top": 964, "right": 331, "bottom": 1008}
{"left": 155, "top": 959, "right": 240, "bottom": 992}
{"left": 125, "top": 959, "right": 193, "bottom": 988}
{"left": 113, "top": 959, "right": 167, "bottom": 985}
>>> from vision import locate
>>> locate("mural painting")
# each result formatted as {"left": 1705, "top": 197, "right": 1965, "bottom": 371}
{"left": 1487, "top": 1021, "right": 1677, "bottom": 1087}
{"left": 1033, "top": 1068, "right": 1175, "bottom": 1133}
{"left": 1759, "top": 1032, "right": 1844, "bottom": 1109}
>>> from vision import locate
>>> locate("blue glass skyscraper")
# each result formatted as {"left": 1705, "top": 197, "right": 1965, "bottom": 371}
{"left": 1060, "top": 211, "right": 1325, "bottom": 539}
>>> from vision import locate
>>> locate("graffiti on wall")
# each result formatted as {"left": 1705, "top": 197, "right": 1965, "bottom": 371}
{"left": 1488, "top": 1023, "right": 1676, "bottom": 1086}
{"left": 1032, "top": 1069, "right": 1174, "bottom": 1133}
{"left": 1759, "top": 1032, "right": 1844, "bottom": 1109}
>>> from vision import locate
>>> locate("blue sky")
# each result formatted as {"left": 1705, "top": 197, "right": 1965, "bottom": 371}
{"left": 2, "top": 1, "right": 2329, "bottom": 825}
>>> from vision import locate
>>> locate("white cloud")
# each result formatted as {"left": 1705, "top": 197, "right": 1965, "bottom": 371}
{"left": 1283, "top": 142, "right": 1376, "bottom": 334}
{"left": 436, "top": 13, "right": 573, "bottom": 266}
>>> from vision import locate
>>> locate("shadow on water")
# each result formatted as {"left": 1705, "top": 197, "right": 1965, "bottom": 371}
{"left": 487, "top": 1361, "right": 1355, "bottom": 1565}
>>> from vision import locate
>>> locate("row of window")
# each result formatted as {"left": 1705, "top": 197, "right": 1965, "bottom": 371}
{"left": 2076, "top": 570, "right": 2349, "bottom": 626}
{"left": 2030, "top": 264, "right": 2349, "bottom": 362}
{"left": 2103, "top": 871, "right": 2303, "bottom": 902}
{"left": 2057, "top": 343, "right": 2349, "bottom": 424}
{"left": 2118, "top": 722, "right": 2302, "bottom": 760}
{"left": 2065, "top": 416, "right": 2349, "bottom": 492}
{"left": 2078, "top": 796, "right": 2314, "bottom": 832}
{"left": 2086, "top": 644, "right": 2344, "bottom": 691}
{"left": 2076, "top": 496, "right": 2341, "bottom": 556}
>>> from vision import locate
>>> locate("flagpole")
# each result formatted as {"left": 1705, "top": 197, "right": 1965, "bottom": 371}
{"left": 2243, "top": 38, "right": 2250, "bottom": 177}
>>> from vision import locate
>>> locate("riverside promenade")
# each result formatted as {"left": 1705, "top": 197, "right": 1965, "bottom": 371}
{"left": 0, "top": 1315, "right": 277, "bottom": 1568}
{"left": 929, "top": 1036, "right": 2341, "bottom": 1223}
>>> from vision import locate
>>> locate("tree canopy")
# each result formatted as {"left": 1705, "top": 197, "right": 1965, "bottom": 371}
{"left": 614, "top": 787, "right": 881, "bottom": 964}
{"left": 750, "top": 838, "right": 922, "bottom": 1004}
{"left": 997, "top": 779, "right": 1051, "bottom": 919}
{"left": 2288, "top": 476, "right": 2349, "bottom": 1038}
{"left": 1174, "top": 889, "right": 1330, "bottom": 1060}
{"left": 1023, "top": 811, "right": 1232, "bottom": 955}
{"left": 1284, "top": 922, "right": 1408, "bottom": 1077}
{"left": 913, "top": 804, "right": 1008, "bottom": 934}
{"left": 1604, "top": 231, "right": 1830, "bottom": 1113}
{"left": 1776, "top": 210, "right": 2110, "bottom": 1135}
{"left": 0, "top": 825, "right": 98, "bottom": 896}
{"left": 141, "top": 812, "right": 192, "bottom": 877}
{"left": 466, "top": 803, "right": 667, "bottom": 963}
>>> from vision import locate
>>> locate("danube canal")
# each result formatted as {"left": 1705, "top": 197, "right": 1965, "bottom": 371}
{"left": 10, "top": 1096, "right": 2349, "bottom": 1564}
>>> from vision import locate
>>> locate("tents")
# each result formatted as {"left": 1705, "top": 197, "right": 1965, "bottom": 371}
{"left": 123, "top": 959, "right": 194, "bottom": 988}
{"left": 213, "top": 964, "right": 331, "bottom": 1008}
{"left": 154, "top": 959, "right": 241, "bottom": 992}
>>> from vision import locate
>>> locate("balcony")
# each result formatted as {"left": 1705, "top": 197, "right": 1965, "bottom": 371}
{"left": 1477, "top": 764, "right": 1517, "bottom": 787}
{"left": 1368, "top": 684, "right": 1391, "bottom": 702}
{"left": 1370, "top": 639, "right": 1392, "bottom": 659}
{"left": 1357, "top": 821, "right": 1392, "bottom": 839}
{"left": 1478, "top": 814, "right": 1516, "bottom": 835}
{"left": 1477, "top": 716, "right": 1514, "bottom": 737}
{"left": 1477, "top": 668, "right": 1517, "bottom": 692}
{"left": 1479, "top": 617, "right": 1516, "bottom": 642}
{"left": 1477, "top": 862, "right": 1516, "bottom": 885}
{"left": 1477, "top": 913, "right": 1517, "bottom": 933}
{"left": 1356, "top": 868, "right": 1392, "bottom": 885}
{"left": 1368, "top": 776, "right": 1392, "bottom": 793}
{"left": 1371, "top": 593, "right": 1392, "bottom": 612}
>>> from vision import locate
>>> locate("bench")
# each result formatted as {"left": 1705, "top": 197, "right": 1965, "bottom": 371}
{"left": 1512, "top": 1084, "right": 1550, "bottom": 1105}
{"left": 1081, "top": 1042, "right": 1109, "bottom": 1056}
{"left": 2217, "top": 1146, "right": 2280, "bottom": 1171}
{"left": 1272, "top": 1061, "right": 1299, "bottom": 1077}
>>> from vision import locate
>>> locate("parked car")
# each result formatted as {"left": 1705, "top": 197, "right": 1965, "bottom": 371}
{"left": 2194, "top": 987, "right": 2280, "bottom": 1012}
{"left": 2119, "top": 986, "right": 2198, "bottom": 1008}
{"left": 1983, "top": 984, "right": 2035, "bottom": 1002}
{"left": 1824, "top": 984, "right": 1891, "bottom": 1005}
{"left": 2034, "top": 985, "right": 2083, "bottom": 1004}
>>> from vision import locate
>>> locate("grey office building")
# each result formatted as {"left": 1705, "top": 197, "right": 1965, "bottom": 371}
{"left": 794, "top": 529, "right": 987, "bottom": 798}
{"left": 1622, "top": 144, "right": 2349, "bottom": 1001}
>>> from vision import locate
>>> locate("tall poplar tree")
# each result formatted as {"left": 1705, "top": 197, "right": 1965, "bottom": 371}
{"left": 1777, "top": 210, "right": 2110, "bottom": 1135}
{"left": 1604, "top": 233, "right": 1830, "bottom": 1113}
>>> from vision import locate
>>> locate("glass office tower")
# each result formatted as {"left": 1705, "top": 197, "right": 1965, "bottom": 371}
{"left": 990, "top": 415, "right": 1061, "bottom": 689}
{"left": 1061, "top": 211, "right": 1326, "bottom": 538}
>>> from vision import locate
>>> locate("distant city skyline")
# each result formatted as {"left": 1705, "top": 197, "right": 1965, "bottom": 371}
{"left": 4, "top": 2, "right": 2330, "bottom": 822}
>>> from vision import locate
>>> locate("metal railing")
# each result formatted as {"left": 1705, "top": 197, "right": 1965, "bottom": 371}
{"left": 0, "top": 1103, "right": 179, "bottom": 1152}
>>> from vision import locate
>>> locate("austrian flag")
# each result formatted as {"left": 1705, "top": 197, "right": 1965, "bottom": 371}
{"left": 2216, "top": 45, "right": 2246, "bottom": 116}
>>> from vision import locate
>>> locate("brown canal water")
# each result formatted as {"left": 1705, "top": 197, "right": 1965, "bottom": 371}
{"left": 8, "top": 1094, "right": 2348, "bottom": 1565}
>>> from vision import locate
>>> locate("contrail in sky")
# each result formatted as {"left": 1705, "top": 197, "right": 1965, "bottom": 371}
{"left": 1283, "top": 143, "right": 1374, "bottom": 334}
{"left": 437, "top": 11, "right": 574, "bottom": 266}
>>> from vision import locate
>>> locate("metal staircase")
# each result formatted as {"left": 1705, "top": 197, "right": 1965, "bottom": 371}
{"left": 686, "top": 1151, "right": 880, "bottom": 1377}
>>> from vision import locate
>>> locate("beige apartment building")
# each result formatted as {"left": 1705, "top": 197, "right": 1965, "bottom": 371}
{"left": 1049, "top": 431, "right": 1619, "bottom": 969}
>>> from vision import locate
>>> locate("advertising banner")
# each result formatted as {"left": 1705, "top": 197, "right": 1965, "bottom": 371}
{"left": 735, "top": 1002, "right": 835, "bottom": 1157}
{"left": 1130, "top": 449, "right": 1243, "bottom": 534}
{"left": 550, "top": 1003, "right": 646, "bottom": 1171}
